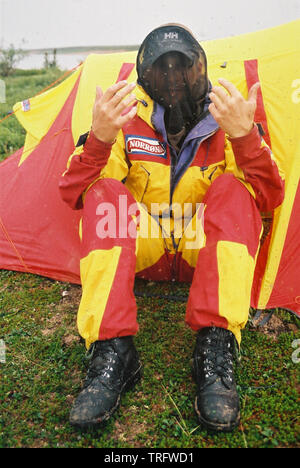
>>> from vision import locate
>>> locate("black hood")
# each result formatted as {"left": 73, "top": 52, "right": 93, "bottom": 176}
{"left": 136, "top": 24, "right": 210, "bottom": 142}
{"left": 137, "top": 24, "right": 205, "bottom": 76}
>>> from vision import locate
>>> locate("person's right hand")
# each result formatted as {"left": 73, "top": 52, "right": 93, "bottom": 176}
{"left": 91, "top": 81, "right": 137, "bottom": 144}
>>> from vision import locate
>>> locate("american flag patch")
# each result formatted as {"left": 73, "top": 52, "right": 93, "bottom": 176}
{"left": 22, "top": 99, "right": 31, "bottom": 112}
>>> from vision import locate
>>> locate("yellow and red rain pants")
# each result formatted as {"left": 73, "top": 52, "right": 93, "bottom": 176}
{"left": 78, "top": 173, "right": 262, "bottom": 349}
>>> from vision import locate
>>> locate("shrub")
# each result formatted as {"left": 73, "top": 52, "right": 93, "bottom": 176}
{"left": 0, "top": 124, "right": 25, "bottom": 161}
{"left": 0, "top": 45, "right": 27, "bottom": 77}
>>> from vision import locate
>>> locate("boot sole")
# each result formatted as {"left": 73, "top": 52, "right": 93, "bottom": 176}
{"left": 194, "top": 396, "right": 240, "bottom": 433}
{"left": 70, "top": 364, "right": 142, "bottom": 430}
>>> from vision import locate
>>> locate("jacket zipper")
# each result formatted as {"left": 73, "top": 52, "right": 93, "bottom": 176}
{"left": 169, "top": 131, "right": 216, "bottom": 206}
{"left": 139, "top": 165, "right": 150, "bottom": 204}
{"left": 168, "top": 132, "right": 216, "bottom": 281}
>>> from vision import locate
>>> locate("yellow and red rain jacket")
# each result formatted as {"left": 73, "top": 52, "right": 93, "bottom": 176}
{"left": 59, "top": 85, "right": 285, "bottom": 227}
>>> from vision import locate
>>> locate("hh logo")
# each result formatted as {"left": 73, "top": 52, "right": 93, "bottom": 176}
{"left": 126, "top": 135, "right": 167, "bottom": 158}
{"left": 164, "top": 32, "right": 179, "bottom": 40}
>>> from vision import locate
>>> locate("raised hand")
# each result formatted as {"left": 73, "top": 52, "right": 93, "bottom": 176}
{"left": 92, "top": 81, "right": 137, "bottom": 143}
{"left": 208, "top": 79, "right": 260, "bottom": 138}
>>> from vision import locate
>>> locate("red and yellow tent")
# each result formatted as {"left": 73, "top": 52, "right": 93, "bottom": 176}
{"left": 0, "top": 19, "right": 299, "bottom": 315}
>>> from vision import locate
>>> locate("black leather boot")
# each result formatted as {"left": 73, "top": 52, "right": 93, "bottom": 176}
{"left": 69, "top": 336, "right": 142, "bottom": 429}
{"left": 192, "top": 326, "right": 240, "bottom": 432}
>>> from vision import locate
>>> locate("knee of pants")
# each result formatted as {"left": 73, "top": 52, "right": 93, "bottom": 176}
{"left": 204, "top": 174, "right": 248, "bottom": 205}
{"left": 203, "top": 174, "right": 262, "bottom": 257}
{"left": 81, "top": 178, "right": 138, "bottom": 256}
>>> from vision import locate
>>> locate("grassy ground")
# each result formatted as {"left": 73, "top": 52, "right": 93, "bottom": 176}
{"left": 0, "top": 67, "right": 63, "bottom": 161}
{"left": 0, "top": 69, "right": 299, "bottom": 448}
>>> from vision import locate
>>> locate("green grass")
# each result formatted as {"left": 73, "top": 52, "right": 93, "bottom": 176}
{"left": 0, "top": 68, "right": 63, "bottom": 160}
{"left": 0, "top": 69, "right": 299, "bottom": 448}
{"left": 0, "top": 272, "right": 299, "bottom": 448}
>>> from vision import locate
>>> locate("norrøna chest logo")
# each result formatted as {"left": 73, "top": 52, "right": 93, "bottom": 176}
{"left": 126, "top": 136, "right": 167, "bottom": 158}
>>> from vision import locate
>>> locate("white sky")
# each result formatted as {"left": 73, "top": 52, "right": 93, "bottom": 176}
{"left": 0, "top": 0, "right": 300, "bottom": 49}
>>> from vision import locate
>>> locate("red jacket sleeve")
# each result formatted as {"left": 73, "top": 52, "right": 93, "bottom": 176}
{"left": 59, "top": 131, "right": 113, "bottom": 210}
{"left": 229, "top": 125, "right": 285, "bottom": 212}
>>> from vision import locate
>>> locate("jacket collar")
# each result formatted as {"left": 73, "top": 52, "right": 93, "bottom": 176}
{"left": 135, "top": 83, "right": 219, "bottom": 144}
{"left": 134, "top": 85, "right": 220, "bottom": 196}
{"left": 135, "top": 85, "right": 155, "bottom": 129}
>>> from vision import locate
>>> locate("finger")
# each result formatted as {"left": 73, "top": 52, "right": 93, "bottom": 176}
{"left": 115, "top": 93, "right": 137, "bottom": 115}
{"left": 110, "top": 82, "right": 136, "bottom": 107}
{"left": 95, "top": 86, "right": 103, "bottom": 101}
{"left": 218, "top": 78, "right": 242, "bottom": 99}
{"left": 101, "top": 80, "right": 129, "bottom": 104}
{"left": 248, "top": 82, "right": 261, "bottom": 103}
{"left": 209, "top": 88, "right": 227, "bottom": 111}
{"left": 211, "top": 85, "right": 229, "bottom": 103}
{"left": 118, "top": 105, "right": 137, "bottom": 127}
{"left": 208, "top": 102, "right": 221, "bottom": 121}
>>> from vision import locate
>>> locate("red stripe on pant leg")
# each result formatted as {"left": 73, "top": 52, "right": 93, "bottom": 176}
{"left": 201, "top": 174, "right": 262, "bottom": 258}
{"left": 98, "top": 246, "right": 139, "bottom": 340}
{"left": 244, "top": 59, "right": 272, "bottom": 148}
{"left": 81, "top": 178, "right": 138, "bottom": 257}
{"left": 186, "top": 173, "right": 262, "bottom": 331}
{"left": 185, "top": 243, "right": 229, "bottom": 331}
{"left": 81, "top": 178, "right": 138, "bottom": 339}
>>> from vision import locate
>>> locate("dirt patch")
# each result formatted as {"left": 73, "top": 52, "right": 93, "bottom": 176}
{"left": 62, "top": 334, "right": 81, "bottom": 346}
{"left": 251, "top": 312, "right": 297, "bottom": 340}
{"left": 60, "top": 284, "right": 82, "bottom": 305}
{"left": 112, "top": 416, "right": 148, "bottom": 447}
{"left": 41, "top": 312, "right": 63, "bottom": 336}
{"left": 41, "top": 285, "right": 81, "bottom": 338}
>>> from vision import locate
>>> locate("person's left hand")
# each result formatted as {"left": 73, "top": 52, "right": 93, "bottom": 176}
{"left": 208, "top": 79, "right": 260, "bottom": 138}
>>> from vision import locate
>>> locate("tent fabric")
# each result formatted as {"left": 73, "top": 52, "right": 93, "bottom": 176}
{"left": 0, "top": 20, "right": 299, "bottom": 315}
{"left": 0, "top": 73, "right": 83, "bottom": 283}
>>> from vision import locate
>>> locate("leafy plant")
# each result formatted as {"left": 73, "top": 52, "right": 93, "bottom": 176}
{"left": 0, "top": 44, "right": 27, "bottom": 77}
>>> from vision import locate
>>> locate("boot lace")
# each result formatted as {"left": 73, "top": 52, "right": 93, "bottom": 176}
{"left": 198, "top": 328, "right": 235, "bottom": 388}
{"left": 84, "top": 342, "right": 120, "bottom": 389}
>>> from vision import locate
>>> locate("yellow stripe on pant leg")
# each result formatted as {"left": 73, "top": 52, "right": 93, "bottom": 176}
{"left": 77, "top": 246, "right": 122, "bottom": 349}
{"left": 217, "top": 241, "right": 255, "bottom": 345}
{"left": 179, "top": 204, "right": 206, "bottom": 269}
{"left": 135, "top": 203, "right": 167, "bottom": 273}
